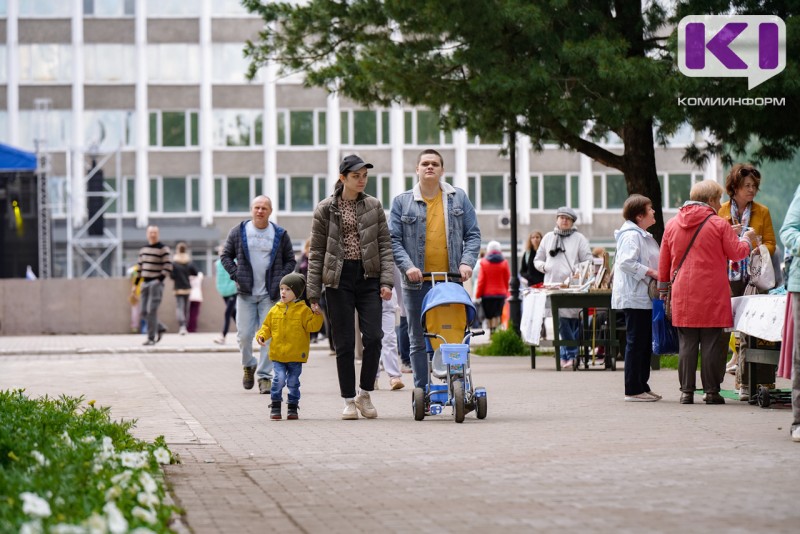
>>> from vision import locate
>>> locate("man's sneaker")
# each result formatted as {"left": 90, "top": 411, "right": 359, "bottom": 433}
{"left": 242, "top": 366, "right": 256, "bottom": 390}
{"left": 390, "top": 377, "right": 405, "bottom": 390}
{"left": 258, "top": 378, "right": 272, "bottom": 394}
{"left": 792, "top": 427, "right": 800, "bottom": 442}
{"left": 624, "top": 393, "right": 657, "bottom": 402}
{"left": 646, "top": 391, "right": 663, "bottom": 400}
{"left": 269, "top": 402, "right": 282, "bottom": 421}
{"left": 354, "top": 391, "right": 378, "bottom": 419}
{"left": 287, "top": 403, "right": 299, "bottom": 420}
{"left": 400, "top": 363, "right": 413, "bottom": 374}
{"left": 342, "top": 399, "right": 359, "bottom": 420}
{"left": 213, "top": 336, "right": 225, "bottom": 345}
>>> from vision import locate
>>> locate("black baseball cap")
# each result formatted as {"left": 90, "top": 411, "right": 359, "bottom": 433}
{"left": 339, "top": 155, "right": 374, "bottom": 175}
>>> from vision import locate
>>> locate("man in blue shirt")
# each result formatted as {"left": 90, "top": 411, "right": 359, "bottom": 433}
{"left": 221, "top": 196, "right": 297, "bottom": 393}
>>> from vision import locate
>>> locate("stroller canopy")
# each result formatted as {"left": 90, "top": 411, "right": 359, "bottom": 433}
{"left": 421, "top": 282, "right": 477, "bottom": 327}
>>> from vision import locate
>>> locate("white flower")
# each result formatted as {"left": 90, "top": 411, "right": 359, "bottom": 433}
{"left": 85, "top": 512, "right": 107, "bottom": 534}
{"left": 61, "top": 431, "right": 74, "bottom": 447}
{"left": 137, "top": 491, "right": 160, "bottom": 508}
{"left": 31, "top": 450, "right": 50, "bottom": 467}
{"left": 103, "top": 502, "right": 128, "bottom": 534}
{"left": 131, "top": 506, "right": 157, "bottom": 524}
{"left": 51, "top": 524, "right": 87, "bottom": 534}
{"left": 130, "top": 528, "right": 157, "bottom": 534}
{"left": 152, "top": 447, "right": 171, "bottom": 465}
{"left": 20, "top": 492, "right": 51, "bottom": 518}
{"left": 19, "top": 520, "right": 43, "bottom": 534}
{"left": 138, "top": 472, "right": 157, "bottom": 494}
{"left": 104, "top": 485, "right": 122, "bottom": 501}
{"left": 119, "top": 451, "right": 148, "bottom": 469}
{"left": 81, "top": 435, "right": 96, "bottom": 444}
{"left": 110, "top": 470, "right": 132, "bottom": 488}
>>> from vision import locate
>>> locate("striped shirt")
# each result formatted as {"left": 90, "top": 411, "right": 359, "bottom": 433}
{"left": 136, "top": 242, "right": 172, "bottom": 283}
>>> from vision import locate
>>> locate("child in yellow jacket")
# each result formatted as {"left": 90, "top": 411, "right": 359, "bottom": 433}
{"left": 256, "top": 273, "right": 323, "bottom": 420}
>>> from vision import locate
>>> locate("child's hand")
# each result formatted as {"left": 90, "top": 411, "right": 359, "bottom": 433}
{"left": 256, "top": 336, "right": 265, "bottom": 346}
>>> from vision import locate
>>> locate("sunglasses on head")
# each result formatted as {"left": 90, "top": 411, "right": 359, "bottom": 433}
{"left": 739, "top": 167, "right": 760, "bottom": 179}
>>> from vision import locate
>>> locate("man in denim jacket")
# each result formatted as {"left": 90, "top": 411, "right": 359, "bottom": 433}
{"left": 389, "top": 149, "right": 482, "bottom": 389}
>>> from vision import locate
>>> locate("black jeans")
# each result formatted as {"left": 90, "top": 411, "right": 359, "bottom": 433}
{"left": 325, "top": 260, "right": 384, "bottom": 398}
{"left": 221, "top": 296, "right": 237, "bottom": 336}
{"left": 623, "top": 308, "right": 653, "bottom": 396}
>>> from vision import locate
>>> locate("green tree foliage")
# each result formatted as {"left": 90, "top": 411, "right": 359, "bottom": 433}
{"left": 243, "top": 0, "right": 799, "bottom": 241}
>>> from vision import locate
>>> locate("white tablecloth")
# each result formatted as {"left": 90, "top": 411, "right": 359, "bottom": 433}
{"left": 730, "top": 294, "right": 786, "bottom": 342}
{"left": 520, "top": 290, "right": 548, "bottom": 345}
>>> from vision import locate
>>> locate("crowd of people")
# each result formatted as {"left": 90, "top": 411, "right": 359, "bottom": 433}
{"left": 129, "top": 154, "right": 799, "bottom": 442}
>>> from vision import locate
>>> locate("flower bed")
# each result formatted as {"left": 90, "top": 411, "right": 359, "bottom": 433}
{"left": 0, "top": 389, "right": 179, "bottom": 533}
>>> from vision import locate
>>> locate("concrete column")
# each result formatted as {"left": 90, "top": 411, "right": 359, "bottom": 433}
{"left": 390, "top": 103, "right": 404, "bottom": 198}
{"left": 135, "top": 0, "right": 149, "bottom": 228}
{"left": 6, "top": 0, "right": 19, "bottom": 146}
{"left": 71, "top": 0, "right": 86, "bottom": 227}
{"left": 326, "top": 92, "right": 341, "bottom": 193}
{"left": 453, "top": 128, "right": 468, "bottom": 191}
{"left": 517, "top": 134, "right": 531, "bottom": 226}
{"left": 199, "top": 0, "right": 213, "bottom": 226}
{"left": 579, "top": 153, "right": 593, "bottom": 225}
{"left": 263, "top": 60, "right": 278, "bottom": 219}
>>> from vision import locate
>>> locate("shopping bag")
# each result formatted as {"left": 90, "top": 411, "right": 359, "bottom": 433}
{"left": 652, "top": 298, "right": 679, "bottom": 355}
{"left": 748, "top": 244, "right": 776, "bottom": 291}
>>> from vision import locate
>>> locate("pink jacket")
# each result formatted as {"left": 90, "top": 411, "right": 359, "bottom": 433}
{"left": 659, "top": 203, "right": 751, "bottom": 328}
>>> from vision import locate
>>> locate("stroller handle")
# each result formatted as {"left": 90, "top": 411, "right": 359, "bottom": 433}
{"left": 421, "top": 272, "right": 463, "bottom": 283}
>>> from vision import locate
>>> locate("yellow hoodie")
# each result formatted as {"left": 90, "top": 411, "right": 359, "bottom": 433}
{"left": 256, "top": 301, "right": 324, "bottom": 363}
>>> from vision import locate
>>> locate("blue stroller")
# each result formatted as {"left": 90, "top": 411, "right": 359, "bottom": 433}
{"left": 412, "top": 272, "right": 488, "bottom": 423}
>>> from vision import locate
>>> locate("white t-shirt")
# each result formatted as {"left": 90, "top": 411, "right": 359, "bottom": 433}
{"left": 246, "top": 221, "right": 274, "bottom": 296}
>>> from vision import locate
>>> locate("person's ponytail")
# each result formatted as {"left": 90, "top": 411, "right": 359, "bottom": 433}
{"left": 334, "top": 180, "right": 343, "bottom": 195}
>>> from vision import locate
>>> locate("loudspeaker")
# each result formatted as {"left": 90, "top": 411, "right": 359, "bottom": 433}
{"left": 87, "top": 161, "right": 104, "bottom": 236}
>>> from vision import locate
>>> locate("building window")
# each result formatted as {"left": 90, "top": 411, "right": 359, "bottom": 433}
{"left": 276, "top": 175, "right": 326, "bottom": 213}
{"left": 366, "top": 175, "right": 392, "bottom": 208}
{"left": 19, "top": 45, "right": 73, "bottom": 83}
{"left": 340, "top": 109, "right": 388, "bottom": 146}
{"left": 124, "top": 176, "right": 135, "bottom": 213}
{"left": 404, "top": 109, "right": 451, "bottom": 146}
{"left": 665, "top": 173, "right": 697, "bottom": 209}
{"left": 213, "top": 175, "right": 262, "bottom": 213}
{"left": 19, "top": 0, "right": 71, "bottom": 17}
{"left": 0, "top": 46, "right": 6, "bottom": 82}
{"left": 467, "top": 130, "right": 504, "bottom": 146}
{"left": 277, "top": 110, "right": 326, "bottom": 146}
{"left": 19, "top": 110, "right": 72, "bottom": 151}
{"left": 466, "top": 174, "right": 505, "bottom": 211}
{"left": 0, "top": 111, "right": 7, "bottom": 144}
{"left": 530, "top": 175, "right": 540, "bottom": 210}
{"left": 84, "top": 0, "right": 135, "bottom": 16}
{"left": 593, "top": 173, "right": 627, "bottom": 210}
{"left": 146, "top": 0, "right": 199, "bottom": 16}
{"left": 212, "top": 44, "right": 259, "bottom": 83}
{"left": 212, "top": 110, "right": 262, "bottom": 147}
{"left": 542, "top": 174, "right": 567, "bottom": 210}
{"left": 84, "top": 45, "right": 135, "bottom": 83}
{"left": 147, "top": 176, "right": 200, "bottom": 214}
{"left": 212, "top": 0, "right": 252, "bottom": 16}
{"left": 149, "top": 111, "right": 199, "bottom": 147}
{"left": 85, "top": 110, "right": 135, "bottom": 149}
{"left": 147, "top": 45, "right": 200, "bottom": 83}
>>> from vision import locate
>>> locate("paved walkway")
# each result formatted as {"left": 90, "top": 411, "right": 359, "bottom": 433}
{"left": 1, "top": 333, "right": 798, "bottom": 533}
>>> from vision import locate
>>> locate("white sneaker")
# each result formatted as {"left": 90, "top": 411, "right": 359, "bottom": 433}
{"left": 624, "top": 393, "right": 657, "bottom": 402}
{"left": 374, "top": 378, "right": 380, "bottom": 390}
{"left": 738, "top": 387, "right": 750, "bottom": 401}
{"left": 213, "top": 336, "right": 225, "bottom": 345}
{"left": 792, "top": 427, "right": 800, "bottom": 442}
{"left": 342, "top": 400, "right": 358, "bottom": 420}
{"left": 179, "top": 326, "right": 188, "bottom": 335}
{"left": 645, "top": 391, "right": 663, "bottom": 400}
{"left": 354, "top": 391, "right": 378, "bottom": 418}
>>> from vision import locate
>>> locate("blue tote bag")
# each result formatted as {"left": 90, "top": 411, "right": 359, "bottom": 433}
{"left": 652, "top": 298, "right": 679, "bottom": 355}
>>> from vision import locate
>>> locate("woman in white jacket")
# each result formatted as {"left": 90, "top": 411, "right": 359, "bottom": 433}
{"left": 611, "top": 195, "right": 661, "bottom": 402}
{"left": 534, "top": 207, "right": 592, "bottom": 368}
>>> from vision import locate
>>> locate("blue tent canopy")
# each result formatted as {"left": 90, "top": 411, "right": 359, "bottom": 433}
{"left": 0, "top": 143, "right": 37, "bottom": 172}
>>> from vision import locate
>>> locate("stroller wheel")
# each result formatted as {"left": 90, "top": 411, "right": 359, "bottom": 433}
{"left": 453, "top": 381, "right": 465, "bottom": 423}
{"left": 476, "top": 392, "right": 487, "bottom": 420}
{"left": 412, "top": 387, "right": 426, "bottom": 421}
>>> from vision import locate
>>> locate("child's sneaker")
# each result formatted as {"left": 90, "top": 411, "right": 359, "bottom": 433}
{"left": 287, "top": 404, "right": 298, "bottom": 420}
{"left": 269, "top": 402, "right": 282, "bottom": 420}
{"left": 342, "top": 399, "right": 358, "bottom": 420}
{"left": 354, "top": 391, "right": 377, "bottom": 418}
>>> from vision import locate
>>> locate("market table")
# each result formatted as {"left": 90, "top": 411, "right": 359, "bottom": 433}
{"left": 522, "top": 289, "right": 621, "bottom": 371}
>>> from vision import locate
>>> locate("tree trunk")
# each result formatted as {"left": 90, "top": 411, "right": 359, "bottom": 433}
{"left": 622, "top": 117, "right": 665, "bottom": 243}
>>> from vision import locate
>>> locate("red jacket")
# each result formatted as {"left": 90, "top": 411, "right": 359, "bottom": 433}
{"left": 659, "top": 203, "right": 751, "bottom": 328}
{"left": 476, "top": 254, "right": 510, "bottom": 298}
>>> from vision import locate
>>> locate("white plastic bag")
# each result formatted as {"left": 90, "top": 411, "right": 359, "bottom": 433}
{"left": 748, "top": 244, "right": 776, "bottom": 291}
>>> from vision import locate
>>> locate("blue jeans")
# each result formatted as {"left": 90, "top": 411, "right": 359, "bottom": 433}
{"left": 404, "top": 282, "right": 433, "bottom": 389}
{"left": 236, "top": 293, "right": 274, "bottom": 380}
{"left": 271, "top": 361, "right": 302, "bottom": 404}
{"left": 558, "top": 317, "right": 581, "bottom": 360}
{"left": 397, "top": 315, "right": 410, "bottom": 366}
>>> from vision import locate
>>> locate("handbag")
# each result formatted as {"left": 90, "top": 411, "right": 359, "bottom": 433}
{"left": 747, "top": 244, "right": 776, "bottom": 291}
{"left": 664, "top": 213, "right": 713, "bottom": 320}
{"left": 652, "top": 298, "right": 679, "bottom": 354}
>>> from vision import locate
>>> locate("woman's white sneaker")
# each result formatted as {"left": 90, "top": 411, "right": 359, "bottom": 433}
{"left": 624, "top": 393, "right": 657, "bottom": 402}
{"left": 354, "top": 391, "right": 378, "bottom": 418}
{"left": 342, "top": 399, "right": 359, "bottom": 420}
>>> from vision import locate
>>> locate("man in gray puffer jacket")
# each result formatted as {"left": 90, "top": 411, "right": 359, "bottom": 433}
{"left": 221, "top": 195, "right": 296, "bottom": 394}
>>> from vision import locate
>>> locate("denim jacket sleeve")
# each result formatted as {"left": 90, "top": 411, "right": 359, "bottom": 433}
{"left": 457, "top": 190, "right": 481, "bottom": 268}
